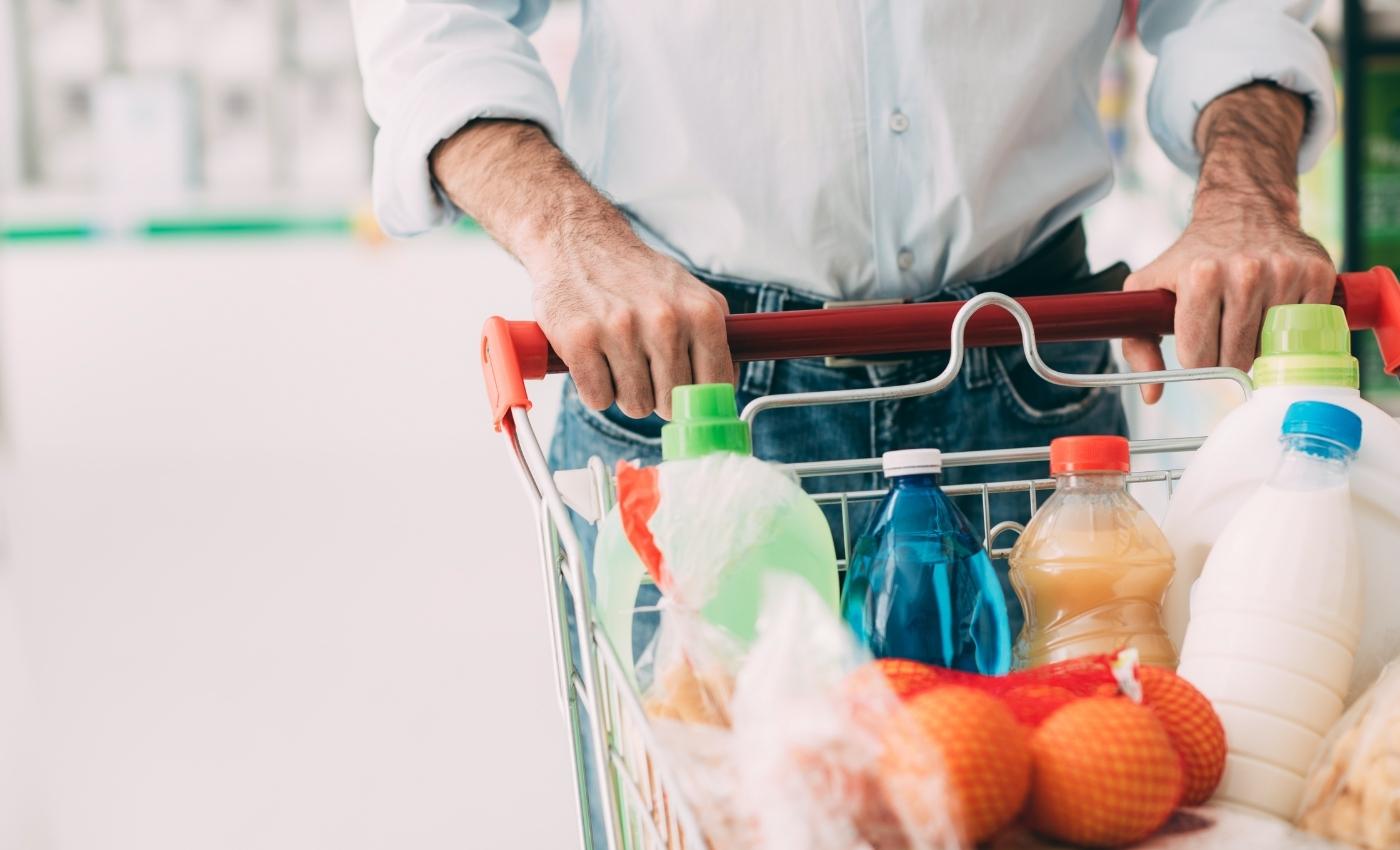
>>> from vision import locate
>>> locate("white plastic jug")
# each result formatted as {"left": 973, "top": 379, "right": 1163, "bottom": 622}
{"left": 1177, "top": 401, "right": 1363, "bottom": 819}
{"left": 1163, "top": 305, "right": 1400, "bottom": 701}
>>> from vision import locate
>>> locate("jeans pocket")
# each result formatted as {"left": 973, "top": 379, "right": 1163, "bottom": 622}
{"left": 569, "top": 385, "right": 667, "bottom": 449}
{"left": 991, "top": 340, "right": 1114, "bottom": 426}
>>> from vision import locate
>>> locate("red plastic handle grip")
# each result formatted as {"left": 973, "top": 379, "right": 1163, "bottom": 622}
{"left": 483, "top": 266, "right": 1400, "bottom": 430}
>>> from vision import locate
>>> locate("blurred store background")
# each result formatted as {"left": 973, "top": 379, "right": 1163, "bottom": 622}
{"left": 0, "top": 1, "right": 1398, "bottom": 849}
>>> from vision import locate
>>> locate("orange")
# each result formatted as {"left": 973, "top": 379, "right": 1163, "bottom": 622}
{"left": 905, "top": 685, "right": 1031, "bottom": 843}
{"left": 1001, "top": 683, "right": 1078, "bottom": 727}
{"left": 1028, "top": 696, "right": 1184, "bottom": 847}
{"left": 1138, "top": 666, "right": 1226, "bottom": 806}
{"left": 860, "top": 657, "right": 946, "bottom": 701}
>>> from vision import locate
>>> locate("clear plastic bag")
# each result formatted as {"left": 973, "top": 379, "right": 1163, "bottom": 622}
{"left": 1298, "top": 658, "right": 1400, "bottom": 847}
{"left": 652, "top": 575, "right": 963, "bottom": 850}
{"left": 629, "top": 452, "right": 831, "bottom": 725}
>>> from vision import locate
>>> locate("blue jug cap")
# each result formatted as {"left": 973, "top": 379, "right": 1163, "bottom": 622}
{"left": 1281, "top": 401, "right": 1363, "bottom": 453}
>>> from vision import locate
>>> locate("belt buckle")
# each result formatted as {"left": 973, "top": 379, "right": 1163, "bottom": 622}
{"left": 821, "top": 297, "right": 912, "bottom": 368}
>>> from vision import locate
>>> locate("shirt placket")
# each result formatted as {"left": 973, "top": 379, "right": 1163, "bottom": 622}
{"left": 859, "top": 1, "right": 922, "bottom": 299}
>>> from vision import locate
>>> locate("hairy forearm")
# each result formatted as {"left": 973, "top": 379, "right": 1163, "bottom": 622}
{"left": 1193, "top": 82, "right": 1309, "bottom": 226}
{"left": 429, "top": 120, "right": 638, "bottom": 273}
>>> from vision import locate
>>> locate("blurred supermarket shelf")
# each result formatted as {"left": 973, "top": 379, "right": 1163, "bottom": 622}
{"left": 0, "top": 0, "right": 584, "bottom": 241}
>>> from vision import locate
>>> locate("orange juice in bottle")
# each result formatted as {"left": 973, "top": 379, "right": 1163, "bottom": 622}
{"left": 1009, "top": 436, "right": 1177, "bottom": 669}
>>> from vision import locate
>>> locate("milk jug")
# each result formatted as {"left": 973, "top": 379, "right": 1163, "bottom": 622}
{"left": 1163, "top": 304, "right": 1400, "bottom": 698}
{"left": 1177, "top": 401, "right": 1363, "bottom": 820}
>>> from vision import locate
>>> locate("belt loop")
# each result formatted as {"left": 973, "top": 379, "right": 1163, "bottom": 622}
{"left": 738, "top": 284, "right": 784, "bottom": 398}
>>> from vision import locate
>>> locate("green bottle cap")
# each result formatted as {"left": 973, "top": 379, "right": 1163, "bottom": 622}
{"left": 1252, "top": 304, "right": 1359, "bottom": 389}
{"left": 661, "top": 383, "right": 752, "bottom": 460}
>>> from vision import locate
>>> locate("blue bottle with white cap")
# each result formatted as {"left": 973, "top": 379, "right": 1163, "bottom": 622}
{"left": 840, "top": 448, "right": 1013, "bottom": 674}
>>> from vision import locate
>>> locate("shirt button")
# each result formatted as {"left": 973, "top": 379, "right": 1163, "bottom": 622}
{"left": 889, "top": 110, "right": 910, "bottom": 133}
{"left": 897, "top": 249, "right": 914, "bottom": 271}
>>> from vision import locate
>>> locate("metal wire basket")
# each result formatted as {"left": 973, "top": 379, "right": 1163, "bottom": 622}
{"left": 480, "top": 270, "right": 1400, "bottom": 850}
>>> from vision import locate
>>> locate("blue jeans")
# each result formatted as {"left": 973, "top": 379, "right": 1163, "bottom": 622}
{"left": 545, "top": 275, "right": 1128, "bottom": 847}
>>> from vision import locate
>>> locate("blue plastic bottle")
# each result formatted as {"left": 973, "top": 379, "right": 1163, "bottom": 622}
{"left": 841, "top": 449, "right": 1013, "bottom": 674}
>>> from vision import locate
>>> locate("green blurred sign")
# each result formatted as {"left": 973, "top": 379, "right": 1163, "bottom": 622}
{"left": 1360, "top": 58, "right": 1400, "bottom": 409}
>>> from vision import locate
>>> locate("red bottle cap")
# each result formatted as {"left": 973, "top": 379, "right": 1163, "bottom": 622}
{"left": 1049, "top": 435, "right": 1130, "bottom": 474}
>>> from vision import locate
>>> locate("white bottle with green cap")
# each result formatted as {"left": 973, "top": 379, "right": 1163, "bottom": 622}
{"left": 592, "top": 383, "right": 839, "bottom": 680}
{"left": 1164, "top": 304, "right": 1400, "bottom": 700}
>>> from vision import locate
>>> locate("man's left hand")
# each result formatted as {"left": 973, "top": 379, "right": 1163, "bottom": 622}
{"left": 1121, "top": 82, "right": 1336, "bottom": 403}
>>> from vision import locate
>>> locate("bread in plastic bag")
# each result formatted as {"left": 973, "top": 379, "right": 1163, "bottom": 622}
{"left": 653, "top": 575, "right": 964, "bottom": 850}
{"left": 1298, "top": 658, "right": 1400, "bottom": 848}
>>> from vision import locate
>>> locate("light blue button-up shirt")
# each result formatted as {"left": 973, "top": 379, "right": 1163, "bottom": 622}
{"left": 353, "top": 1, "right": 1334, "bottom": 301}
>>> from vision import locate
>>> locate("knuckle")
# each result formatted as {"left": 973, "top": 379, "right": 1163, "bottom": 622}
{"left": 648, "top": 304, "right": 679, "bottom": 336}
{"left": 1188, "top": 258, "right": 1222, "bottom": 289}
{"left": 1233, "top": 256, "right": 1264, "bottom": 281}
{"left": 691, "top": 295, "right": 726, "bottom": 325}
{"left": 603, "top": 310, "right": 635, "bottom": 339}
{"left": 1270, "top": 254, "right": 1297, "bottom": 280}
{"left": 1306, "top": 256, "right": 1337, "bottom": 286}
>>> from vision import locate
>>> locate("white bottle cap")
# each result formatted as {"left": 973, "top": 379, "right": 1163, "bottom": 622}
{"left": 882, "top": 449, "right": 943, "bottom": 477}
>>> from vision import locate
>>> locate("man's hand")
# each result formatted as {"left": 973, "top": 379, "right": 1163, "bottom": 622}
{"left": 1122, "top": 83, "right": 1336, "bottom": 403}
{"left": 432, "top": 120, "right": 733, "bottom": 420}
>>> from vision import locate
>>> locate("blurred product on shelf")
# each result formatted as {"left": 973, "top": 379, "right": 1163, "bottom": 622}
{"left": 1299, "top": 658, "right": 1400, "bottom": 849}
{"left": 199, "top": 77, "right": 276, "bottom": 189}
{"left": 289, "top": 0, "right": 359, "bottom": 71}
{"left": 190, "top": 0, "right": 280, "bottom": 77}
{"left": 23, "top": 0, "right": 108, "bottom": 77}
{"left": 1009, "top": 436, "right": 1177, "bottom": 670}
{"left": 841, "top": 449, "right": 1012, "bottom": 675}
{"left": 1164, "top": 302, "right": 1400, "bottom": 701}
{"left": 29, "top": 76, "right": 98, "bottom": 187}
{"left": 1178, "top": 402, "right": 1365, "bottom": 820}
{"left": 279, "top": 73, "right": 372, "bottom": 190}
{"left": 7, "top": 0, "right": 374, "bottom": 230}
{"left": 93, "top": 75, "right": 196, "bottom": 206}
{"left": 116, "top": 0, "right": 193, "bottom": 72}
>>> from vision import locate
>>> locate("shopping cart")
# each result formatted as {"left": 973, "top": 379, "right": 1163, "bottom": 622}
{"left": 480, "top": 267, "right": 1400, "bottom": 850}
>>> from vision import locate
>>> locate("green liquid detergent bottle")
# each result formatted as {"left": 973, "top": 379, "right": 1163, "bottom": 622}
{"left": 593, "top": 384, "right": 840, "bottom": 677}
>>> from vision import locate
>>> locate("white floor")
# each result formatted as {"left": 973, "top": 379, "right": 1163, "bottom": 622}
{"left": 0, "top": 235, "right": 578, "bottom": 850}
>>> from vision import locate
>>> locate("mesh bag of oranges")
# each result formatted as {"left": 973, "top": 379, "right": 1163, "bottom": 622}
{"left": 860, "top": 649, "right": 1228, "bottom": 847}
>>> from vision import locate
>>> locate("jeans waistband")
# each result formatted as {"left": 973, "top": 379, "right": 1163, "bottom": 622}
{"left": 706, "top": 219, "right": 1127, "bottom": 315}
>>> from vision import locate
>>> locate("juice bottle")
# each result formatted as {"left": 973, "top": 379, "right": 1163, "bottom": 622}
{"left": 841, "top": 449, "right": 1012, "bottom": 674}
{"left": 1008, "top": 436, "right": 1177, "bottom": 669}
{"left": 1177, "top": 401, "right": 1364, "bottom": 819}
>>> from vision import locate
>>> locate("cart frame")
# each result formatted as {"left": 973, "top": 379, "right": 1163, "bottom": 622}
{"left": 482, "top": 269, "right": 1400, "bottom": 850}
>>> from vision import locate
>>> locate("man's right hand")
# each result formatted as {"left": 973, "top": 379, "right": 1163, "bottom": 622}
{"left": 432, "top": 120, "right": 733, "bottom": 421}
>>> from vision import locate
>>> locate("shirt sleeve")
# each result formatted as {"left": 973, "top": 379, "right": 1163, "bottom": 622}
{"left": 350, "top": 0, "right": 561, "bottom": 237}
{"left": 1138, "top": 0, "right": 1336, "bottom": 175}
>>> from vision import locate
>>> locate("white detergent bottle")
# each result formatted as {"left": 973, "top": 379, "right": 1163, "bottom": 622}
{"left": 1177, "top": 401, "right": 1363, "bottom": 820}
{"left": 1163, "top": 304, "right": 1400, "bottom": 699}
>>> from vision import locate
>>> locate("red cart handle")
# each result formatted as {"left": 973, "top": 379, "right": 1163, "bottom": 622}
{"left": 482, "top": 266, "right": 1400, "bottom": 431}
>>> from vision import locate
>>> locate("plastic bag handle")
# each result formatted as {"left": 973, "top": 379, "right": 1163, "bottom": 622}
{"left": 483, "top": 267, "right": 1400, "bottom": 430}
